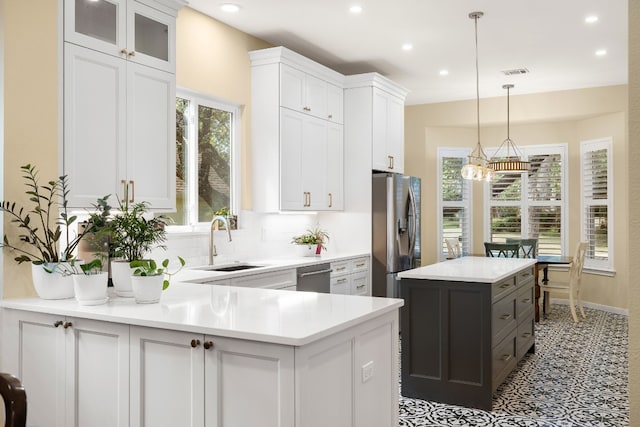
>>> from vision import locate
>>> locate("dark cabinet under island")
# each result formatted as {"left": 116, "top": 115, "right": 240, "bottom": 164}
{"left": 398, "top": 257, "right": 536, "bottom": 410}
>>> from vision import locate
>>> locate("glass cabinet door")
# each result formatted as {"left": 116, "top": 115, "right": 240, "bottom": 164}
{"left": 127, "top": 1, "right": 175, "bottom": 73}
{"left": 65, "top": 0, "right": 126, "bottom": 57}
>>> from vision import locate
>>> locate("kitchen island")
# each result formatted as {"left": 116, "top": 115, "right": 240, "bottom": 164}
{"left": 1, "top": 282, "right": 403, "bottom": 427}
{"left": 397, "top": 257, "right": 536, "bottom": 410}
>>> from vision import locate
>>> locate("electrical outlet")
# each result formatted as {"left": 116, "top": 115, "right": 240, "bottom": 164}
{"left": 362, "top": 361, "right": 374, "bottom": 383}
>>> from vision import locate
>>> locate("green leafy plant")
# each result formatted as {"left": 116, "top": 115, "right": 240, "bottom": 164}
{"left": 130, "top": 257, "right": 186, "bottom": 290}
{"left": 291, "top": 227, "right": 330, "bottom": 251}
{"left": 109, "top": 200, "right": 169, "bottom": 262}
{"left": 0, "top": 164, "right": 110, "bottom": 266}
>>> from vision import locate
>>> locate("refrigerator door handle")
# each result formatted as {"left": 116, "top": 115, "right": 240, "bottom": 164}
{"left": 408, "top": 184, "right": 418, "bottom": 261}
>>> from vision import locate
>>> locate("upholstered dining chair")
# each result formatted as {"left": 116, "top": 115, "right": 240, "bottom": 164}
{"left": 540, "top": 242, "right": 588, "bottom": 323}
{"left": 484, "top": 242, "right": 520, "bottom": 258}
{"left": 0, "top": 373, "right": 27, "bottom": 427}
{"left": 506, "top": 238, "right": 538, "bottom": 258}
{"left": 444, "top": 238, "right": 461, "bottom": 259}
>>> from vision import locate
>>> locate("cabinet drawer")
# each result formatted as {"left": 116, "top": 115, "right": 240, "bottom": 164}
{"left": 330, "top": 261, "right": 350, "bottom": 276}
{"left": 350, "top": 271, "right": 369, "bottom": 296}
{"left": 492, "top": 328, "right": 517, "bottom": 390}
{"left": 515, "top": 266, "right": 534, "bottom": 286}
{"left": 330, "top": 275, "right": 350, "bottom": 294}
{"left": 516, "top": 282, "right": 534, "bottom": 320}
{"left": 351, "top": 257, "right": 369, "bottom": 273}
{"left": 492, "top": 294, "right": 517, "bottom": 347}
{"left": 231, "top": 269, "right": 296, "bottom": 289}
{"left": 492, "top": 277, "right": 516, "bottom": 303}
{"left": 516, "top": 313, "right": 535, "bottom": 360}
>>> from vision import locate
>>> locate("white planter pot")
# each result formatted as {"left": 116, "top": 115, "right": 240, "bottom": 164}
{"left": 131, "top": 275, "right": 165, "bottom": 304}
{"left": 296, "top": 244, "right": 321, "bottom": 257}
{"left": 111, "top": 260, "right": 135, "bottom": 297}
{"left": 73, "top": 272, "right": 108, "bottom": 305}
{"left": 31, "top": 263, "right": 75, "bottom": 300}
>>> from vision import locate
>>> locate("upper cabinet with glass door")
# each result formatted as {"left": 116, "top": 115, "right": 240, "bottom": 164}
{"left": 64, "top": 0, "right": 184, "bottom": 73}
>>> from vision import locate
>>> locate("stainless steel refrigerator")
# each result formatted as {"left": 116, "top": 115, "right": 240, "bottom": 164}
{"left": 372, "top": 172, "right": 421, "bottom": 298}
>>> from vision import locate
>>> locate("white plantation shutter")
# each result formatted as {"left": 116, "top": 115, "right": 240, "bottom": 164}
{"left": 485, "top": 145, "right": 567, "bottom": 256}
{"left": 581, "top": 138, "right": 613, "bottom": 271}
{"left": 438, "top": 149, "right": 472, "bottom": 259}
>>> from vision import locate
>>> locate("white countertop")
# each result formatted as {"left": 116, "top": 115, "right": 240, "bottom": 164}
{"left": 1, "top": 281, "right": 402, "bottom": 347}
{"left": 397, "top": 256, "right": 537, "bottom": 283}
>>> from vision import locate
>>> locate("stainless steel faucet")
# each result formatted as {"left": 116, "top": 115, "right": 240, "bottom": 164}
{"left": 209, "top": 215, "right": 233, "bottom": 265}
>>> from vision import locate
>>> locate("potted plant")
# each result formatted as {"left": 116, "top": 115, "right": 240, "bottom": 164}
{"left": 109, "top": 199, "right": 169, "bottom": 297}
{"left": 0, "top": 164, "right": 110, "bottom": 299}
{"left": 64, "top": 259, "right": 109, "bottom": 305}
{"left": 291, "top": 227, "right": 330, "bottom": 257}
{"left": 129, "top": 257, "right": 185, "bottom": 304}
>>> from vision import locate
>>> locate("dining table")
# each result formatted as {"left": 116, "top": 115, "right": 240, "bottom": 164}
{"left": 534, "top": 255, "right": 573, "bottom": 321}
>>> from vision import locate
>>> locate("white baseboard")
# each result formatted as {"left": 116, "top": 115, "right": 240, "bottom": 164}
{"left": 549, "top": 298, "right": 628, "bottom": 316}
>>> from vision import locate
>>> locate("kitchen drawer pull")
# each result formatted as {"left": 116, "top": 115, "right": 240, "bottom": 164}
{"left": 499, "top": 282, "right": 511, "bottom": 289}
{"left": 355, "top": 263, "right": 366, "bottom": 268}
{"left": 337, "top": 278, "right": 347, "bottom": 284}
{"left": 521, "top": 332, "right": 532, "bottom": 338}
{"left": 53, "top": 320, "right": 63, "bottom": 328}
{"left": 203, "top": 341, "right": 214, "bottom": 350}
{"left": 356, "top": 284, "right": 365, "bottom": 289}
{"left": 190, "top": 339, "right": 201, "bottom": 348}
{"left": 501, "top": 354, "right": 513, "bottom": 362}
{"left": 299, "top": 268, "right": 332, "bottom": 278}
{"left": 334, "top": 266, "right": 347, "bottom": 272}
{"left": 63, "top": 321, "right": 73, "bottom": 329}
{"left": 499, "top": 314, "right": 512, "bottom": 320}
{"left": 521, "top": 298, "right": 531, "bottom": 303}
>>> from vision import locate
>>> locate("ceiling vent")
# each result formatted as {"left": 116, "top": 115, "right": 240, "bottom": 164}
{"left": 501, "top": 68, "right": 530, "bottom": 76}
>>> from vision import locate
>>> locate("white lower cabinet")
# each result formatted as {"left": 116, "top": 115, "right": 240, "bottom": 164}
{"left": 130, "top": 326, "right": 294, "bottom": 427}
{"left": 330, "top": 256, "right": 371, "bottom": 296}
{"left": 2, "top": 310, "right": 130, "bottom": 427}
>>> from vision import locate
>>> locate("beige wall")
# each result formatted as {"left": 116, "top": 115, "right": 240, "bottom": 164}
{"left": 3, "top": 0, "right": 59, "bottom": 298}
{"left": 405, "top": 86, "right": 629, "bottom": 310}
{"left": 627, "top": 0, "right": 639, "bottom": 423}
{"left": 175, "top": 7, "right": 271, "bottom": 210}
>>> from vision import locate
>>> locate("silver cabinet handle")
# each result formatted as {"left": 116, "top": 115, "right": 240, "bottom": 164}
{"left": 129, "top": 180, "right": 135, "bottom": 203}
{"left": 388, "top": 155, "right": 394, "bottom": 169}
{"left": 328, "top": 193, "right": 333, "bottom": 208}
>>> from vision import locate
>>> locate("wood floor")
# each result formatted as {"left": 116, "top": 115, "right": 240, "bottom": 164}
{"left": 399, "top": 304, "right": 629, "bottom": 426}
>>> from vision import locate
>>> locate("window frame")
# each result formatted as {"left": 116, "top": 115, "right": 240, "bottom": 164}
{"left": 170, "top": 87, "right": 241, "bottom": 231}
{"left": 437, "top": 147, "right": 473, "bottom": 260}
{"left": 580, "top": 137, "right": 614, "bottom": 273}
{"left": 484, "top": 144, "right": 568, "bottom": 256}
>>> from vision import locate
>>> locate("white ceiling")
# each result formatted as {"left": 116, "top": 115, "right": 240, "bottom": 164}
{"left": 185, "top": 0, "right": 628, "bottom": 105}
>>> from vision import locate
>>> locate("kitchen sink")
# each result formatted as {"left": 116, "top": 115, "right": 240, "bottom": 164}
{"left": 192, "top": 263, "right": 265, "bottom": 272}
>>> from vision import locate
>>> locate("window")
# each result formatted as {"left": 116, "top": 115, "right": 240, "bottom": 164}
{"left": 437, "top": 148, "right": 472, "bottom": 259}
{"left": 486, "top": 145, "right": 567, "bottom": 256}
{"left": 168, "top": 90, "right": 240, "bottom": 226}
{"left": 581, "top": 138, "right": 613, "bottom": 271}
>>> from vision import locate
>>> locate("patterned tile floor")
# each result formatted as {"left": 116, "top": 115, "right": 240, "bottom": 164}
{"left": 399, "top": 305, "right": 629, "bottom": 426}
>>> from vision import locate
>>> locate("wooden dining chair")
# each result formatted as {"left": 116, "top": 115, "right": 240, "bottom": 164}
{"left": 539, "top": 242, "right": 588, "bottom": 322}
{"left": 506, "top": 238, "right": 538, "bottom": 258}
{"left": 444, "top": 238, "right": 461, "bottom": 259}
{"left": 0, "top": 373, "right": 27, "bottom": 427}
{"left": 484, "top": 242, "right": 520, "bottom": 258}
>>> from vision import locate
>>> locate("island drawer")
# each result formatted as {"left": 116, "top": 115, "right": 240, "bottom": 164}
{"left": 492, "top": 293, "right": 517, "bottom": 347}
{"left": 516, "top": 313, "right": 535, "bottom": 360}
{"left": 515, "top": 281, "right": 534, "bottom": 320}
{"left": 492, "top": 327, "right": 517, "bottom": 390}
{"left": 492, "top": 277, "right": 516, "bottom": 303}
{"left": 515, "top": 266, "right": 534, "bottom": 286}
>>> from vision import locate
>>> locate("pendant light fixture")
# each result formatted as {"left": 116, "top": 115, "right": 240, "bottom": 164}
{"left": 488, "top": 84, "right": 530, "bottom": 172}
{"left": 461, "top": 11, "right": 494, "bottom": 182}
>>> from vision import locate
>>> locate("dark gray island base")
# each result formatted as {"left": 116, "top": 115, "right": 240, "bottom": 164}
{"left": 398, "top": 257, "right": 536, "bottom": 410}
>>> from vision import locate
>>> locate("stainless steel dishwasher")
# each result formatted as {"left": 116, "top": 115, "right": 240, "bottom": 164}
{"left": 296, "top": 263, "right": 331, "bottom": 293}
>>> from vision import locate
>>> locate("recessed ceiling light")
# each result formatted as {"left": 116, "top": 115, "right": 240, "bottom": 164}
{"left": 439, "top": 70, "right": 449, "bottom": 76}
{"left": 595, "top": 49, "right": 607, "bottom": 56}
{"left": 220, "top": 3, "right": 241, "bottom": 13}
{"left": 402, "top": 43, "right": 413, "bottom": 51}
{"left": 585, "top": 15, "right": 599, "bottom": 24}
{"left": 349, "top": 5, "right": 362, "bottom": 14}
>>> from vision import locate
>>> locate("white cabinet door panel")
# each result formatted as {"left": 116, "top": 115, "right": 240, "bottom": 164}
{"left": 64, "top": 43, "right": 126, "bottom": 207}
{"left": 280, "top": 109, "right": 305, "bottom": 210}
{"left": 64, "top": 0, "right": 127, "bottom": 59}
{"left": 301, "top": 116, "right": 327, "bottom": 210}
{"left": 326, "top": 123, "right": 344, "bottom": 210}
{"left": 127, "top": 62, "right": 176, "bottom": 210}
{"left": 127, "top": 0, "right": 176, "bottom": 73}
{"left": 280, "top": 64, "right": 305, "bottom": 112}
{"left": 326, "top": 83, "right": 344, "bottom": 124}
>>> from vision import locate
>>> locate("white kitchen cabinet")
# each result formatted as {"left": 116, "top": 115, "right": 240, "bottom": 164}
{"left": 230, "top": 268, "right": 297, "bottom": 290}
{"left": 1, "top": 310, "right": 130, "bottom": 427}
{"left": 64, "top": 0, "right": 181, "bottom": 74}
{"left": 130, "top": 325, "right": 294, "bottom": 427}
{"left": 344, "top": 74, "right": 409, "bottom": 174}
{"left": 250, "top": 47, "right": 344, "bottom": 212}
{"left": 64, "top": 43, "right": 175, "bottom": 209}
{"left": 330, "top": 256, "right": 370, "bottom": 296}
